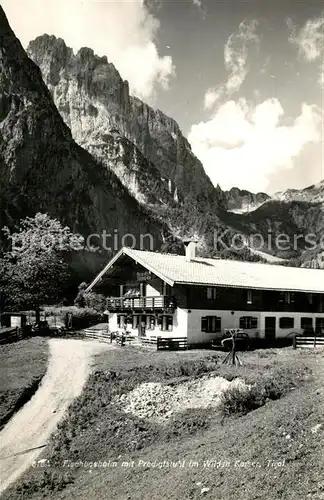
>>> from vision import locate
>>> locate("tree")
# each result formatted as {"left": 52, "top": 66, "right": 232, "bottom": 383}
{"left": 0, "top": 213, "right": 84, "bottom": 320}
{"left": 74, "top": 282, "right": 106, "bottom": 312}
{"left": 74, "top": 282, "right": 88, "bottom": 308}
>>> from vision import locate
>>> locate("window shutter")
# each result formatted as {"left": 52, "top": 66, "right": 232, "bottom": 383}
{"left": 251, "top": 317, "right": 258, "bottom": 329}
{"left": 239, "top": 317, "right": 245, "bottom": 329}
{"left": 201, "top": 317, "right": 207, "bottom": 332}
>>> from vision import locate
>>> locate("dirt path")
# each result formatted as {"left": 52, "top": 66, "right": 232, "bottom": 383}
{"left": 0, "top": 338, "right": 111, "bottom": 494}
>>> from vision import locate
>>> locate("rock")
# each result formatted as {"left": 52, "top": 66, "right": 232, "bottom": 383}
{"left": 27, "top": 35, "right": 228, "bottom": 213}
{"left": 117, "top": 376, "right": 249, "bottom": 421}
{"left": 0, "top": 6, "right": 168, "bottom": 278}
{"left": 2, "top": 8, "right": 322, "bottom": 266}
{"left": 224, "top": 187, "right": 270, "bottom": 213}
{"left": 310, "top": 424, "right": 322, "bottom": 434}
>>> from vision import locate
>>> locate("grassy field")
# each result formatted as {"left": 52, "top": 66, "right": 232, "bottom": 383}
{"left": 0, "top": 337, "right": 49, "bottom": 429}
{"left": 3, "top": 344, "right": 324, "bottom": 500}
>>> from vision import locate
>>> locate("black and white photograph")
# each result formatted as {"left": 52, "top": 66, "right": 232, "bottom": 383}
{"left": 0, "top": 0, "right": 323, "bottom": 498}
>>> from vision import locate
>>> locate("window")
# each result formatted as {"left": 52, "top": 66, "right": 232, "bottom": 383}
{"left": 280, "top": 292, "right": 295, "bottom": 304}
{"left": 166, "top": 316, "right": 173, "bottom": 331}
{"left": 285, "top": 292, "right": 295, "bottom": 304}
{"left": 206, "top": 287, "right": 217, "bottom": 300}
{"left": 246, "top": 290, "right": 253, "bottom": 305}
{"left": 301, "top": 317, "right": 313, "bottom": 332}
{"left": 316, "top": 318, "right": 324, "bottom": 334}
{"left": 146, "top": 316, "right": 156, "bottom": 330}
{"left": 159, "top": 315, "right": 173, "bottom": 331}
{"left": 117, "top": 315, "right": 126, "bottom": 328}
{"left": 307, "top": 294, "right": 313, "bottom": 305}
{"left": 239, "top": 316, "right": 258, "bottom": 329}
{"left": 201, "top": 316, "right": 221, "bottom": 333}
{"left": 279, "top": 317, "right": 294, "bottom": 329}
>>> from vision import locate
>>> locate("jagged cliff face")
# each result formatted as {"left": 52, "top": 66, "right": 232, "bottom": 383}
{"left": 27, "top": 35, "right": 226, "bottom": 212}
{"left": 0, "top": 8, "right": 169, "bottom": 278}
{"left": 224, "top": 187, "right": 270, "bottom": 213}
{"left": 3, "top": 22, "right": 322, "bottom": 270}
{"left": 275, "top": 180, "right": 324, "bottom": 204}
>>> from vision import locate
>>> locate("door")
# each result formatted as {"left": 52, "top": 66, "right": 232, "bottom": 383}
{"left": 265, "top": 317, "right": 276, "bottom": 340}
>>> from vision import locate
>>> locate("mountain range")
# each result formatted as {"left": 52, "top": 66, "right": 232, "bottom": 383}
{"left": 0, "top": 6, "right": 323, "bottom": 274}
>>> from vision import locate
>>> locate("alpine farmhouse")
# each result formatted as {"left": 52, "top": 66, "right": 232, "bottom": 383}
{"left": 85, "top": 243, "right": 324, "bottom": 345}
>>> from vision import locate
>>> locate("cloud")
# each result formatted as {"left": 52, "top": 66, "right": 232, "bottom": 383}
{"left": 204, "top": 88, "right": 222, "bottom": 109}
{"left": 260, "top": 55, "right": 271, "bottom": 75}
{"left": 192, "top": 0, "right": 206, "bottom": 18}
{"left": 224, "top": 19, "right": 260, "bottom": 93}
{"left": 188, "top": 98, "right": 322, "bottom": 192}
{"left": 319, "top": 60, "right": 324, "bottom": 88}
{"left": 1, "top": 0, "right": 175, "bottom": 100}
{"left": 205, "top": 19, "right": 260, "bottom": 108}
{"left": 288, "top": 14, "right": 324, "bottom": 87}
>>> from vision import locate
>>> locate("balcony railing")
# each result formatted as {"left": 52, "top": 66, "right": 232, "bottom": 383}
{"left": 106, "top": 295, "right": 176, "bottom": 311}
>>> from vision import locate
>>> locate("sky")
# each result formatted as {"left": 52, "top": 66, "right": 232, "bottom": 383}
{"left": 1, "top": 0, "right": 323, "bottom": 194}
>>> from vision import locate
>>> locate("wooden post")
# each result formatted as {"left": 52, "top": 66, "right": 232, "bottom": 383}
{"left": 293, "top": 335, "right": 297, "bottom": 349}
{"left": 231, "top": 334, "right": 236, "bottom": 365}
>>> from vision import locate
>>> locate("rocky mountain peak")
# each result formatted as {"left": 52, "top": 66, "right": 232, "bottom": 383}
{"left": 224, "top": 187, "right": 270, "bottom": 213}
{"left": 0, "top": 6, "right": 169, "bottom": 277}
{"left": 27, "top": 34, "right": 226, "bottom": 213}
{"left": 275, "top": 180, "right": 324, "bottom": 204}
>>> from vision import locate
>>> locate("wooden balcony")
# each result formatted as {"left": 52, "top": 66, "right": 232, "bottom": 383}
{"left": 106, "top": 295, "right": 176, "bottom": 312}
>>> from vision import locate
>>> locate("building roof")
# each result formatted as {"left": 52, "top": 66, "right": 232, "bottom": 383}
{"left": 86, "top": 247, "right": 323, "bottom": 294}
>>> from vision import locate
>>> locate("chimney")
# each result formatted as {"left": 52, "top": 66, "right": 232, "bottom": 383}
{"left": 183, "top": 240, "right": 197, "bottom": 262}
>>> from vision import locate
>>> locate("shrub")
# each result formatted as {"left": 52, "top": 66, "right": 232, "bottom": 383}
{"left": 43, "top": 305, "right": 98, "bottom": 318}
{"left": 219, "top": 384, "right": 260, "bottom": 416}
{"left": 219, "top": 364, "right": 311, "bottom": 417}
{"left": 74, "top": 282, "right": 106, "bottom": 312}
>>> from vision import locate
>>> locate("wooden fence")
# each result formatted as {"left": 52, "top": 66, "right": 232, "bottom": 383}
{"left": 81, "top": 327, "right": 110, "bottom": 343}
{"left": 139, "top": 336, "right": 159, "bottom": 347}
{"left": 138, "top": 336, "right": 188, "bottom": 350}
{"left": 111, "top": 333, "right": 188, "bottom": 350}
{"left": 0, "top": 327, "right": 23, "bottom": 345}
{"left": 115, "top": 333, "right": 137, "bottom": 346}
{"left": 156, "top": 337, "right": 188, "bottom": 351}
{"left": 293, "top": 336, "right": 324, "bottom": 349}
